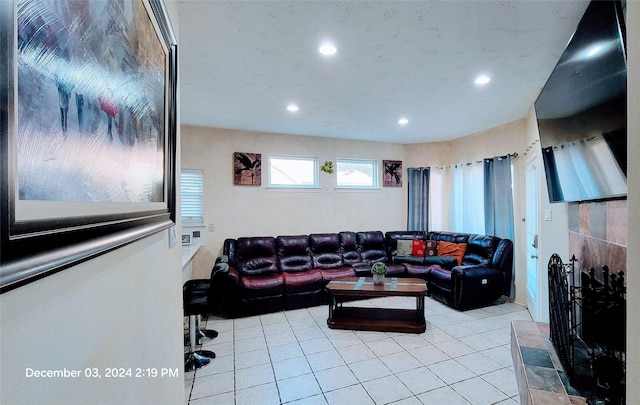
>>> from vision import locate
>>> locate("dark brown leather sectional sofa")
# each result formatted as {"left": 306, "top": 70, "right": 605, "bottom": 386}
{"left": 212, "top": 230, "right": 513, "bottom": 317}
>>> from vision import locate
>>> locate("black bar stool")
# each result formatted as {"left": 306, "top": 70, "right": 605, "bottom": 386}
{"left": 183, "top": 292, "right": 215, "bottom": 372}
{"left": 183, "top": 261, "right": 228, "bottom": 371}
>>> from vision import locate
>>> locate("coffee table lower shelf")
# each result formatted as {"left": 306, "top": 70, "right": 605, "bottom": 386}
{"left": 328, "top": 306, "right": 425, "bottom": 333}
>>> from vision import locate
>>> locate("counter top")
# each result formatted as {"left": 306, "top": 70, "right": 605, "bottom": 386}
{"left": 182, "top": 245, "right": 201, "bottom": 269}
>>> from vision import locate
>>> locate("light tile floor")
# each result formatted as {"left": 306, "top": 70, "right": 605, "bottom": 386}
{"left": 185, "top": 297, "right": 532, "bottom": 405}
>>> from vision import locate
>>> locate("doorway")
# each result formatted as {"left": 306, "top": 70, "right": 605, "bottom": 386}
{"left": 526, "top": 156, "right": 541, "bottom": 320}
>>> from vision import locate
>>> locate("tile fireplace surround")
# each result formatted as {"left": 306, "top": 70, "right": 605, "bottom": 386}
{"left": 511, "top": 320, "right": 587, "bottom": 405}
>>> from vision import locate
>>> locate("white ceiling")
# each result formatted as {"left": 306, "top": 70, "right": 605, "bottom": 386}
{"left": 177, "top": 0, "right": 590, "bottom": 144}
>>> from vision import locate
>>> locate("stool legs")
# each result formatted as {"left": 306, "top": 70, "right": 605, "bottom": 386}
{"left": 184, "top": 315, "right": 215, "bottom": 372}
{"left": 195, "top": 315, "right": 218, "bottom": 344}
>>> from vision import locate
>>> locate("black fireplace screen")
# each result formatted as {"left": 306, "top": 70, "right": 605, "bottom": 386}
{"left": 547, "top": 253, "right": 626, "bottom": 404}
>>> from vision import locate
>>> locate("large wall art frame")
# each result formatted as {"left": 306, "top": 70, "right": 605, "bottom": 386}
{"left": 0, "top": 0, "right": 178, "bottom": 292}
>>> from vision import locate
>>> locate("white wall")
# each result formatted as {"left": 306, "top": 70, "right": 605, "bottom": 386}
{"left": 0, "top": 2, "right": 184, "bottom": 404}
{"left": 626, "top": 1, "right": 639, "bottom": 402}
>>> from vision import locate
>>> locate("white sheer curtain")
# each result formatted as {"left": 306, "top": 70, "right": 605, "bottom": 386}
{"left": 448, "top": 162, "right": 484, "bottom": 234}
{"left": 553, "top": 137, "right": 627, "bottom": 201}
{"left": 582, "top": 136, "right": 627, "bottom": 196}
{"left": 428, "top": 166, "right": 446, "bottom": 231}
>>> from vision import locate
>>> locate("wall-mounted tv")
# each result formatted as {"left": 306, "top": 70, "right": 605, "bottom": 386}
{"left": 535, "top": 0, "right": 627, "bottom": 204}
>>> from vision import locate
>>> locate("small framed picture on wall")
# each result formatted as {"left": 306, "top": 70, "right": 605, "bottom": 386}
{"left": 383, "top": 160, "right": 402, "bottom": 187}
{"left": 234, "top": 152, "right": 261, "bottom": 185}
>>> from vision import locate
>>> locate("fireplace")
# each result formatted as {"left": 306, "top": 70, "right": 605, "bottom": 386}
{"left": 548, "top": 253, "right": 626, "bottom": 404}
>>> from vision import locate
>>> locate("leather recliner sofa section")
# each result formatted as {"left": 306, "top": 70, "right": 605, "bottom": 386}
{"left": 216, "top": 230, "right": 513, "bottom": 317}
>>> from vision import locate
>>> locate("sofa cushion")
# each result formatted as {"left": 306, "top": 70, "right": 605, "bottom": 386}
{"left": 310, "top": 233, "right": 344, "bottom": 269}
{"left": 318, "top": 267, "right": 356, "bottom": 281}
{"left": 404, "top": 263, "right": 433, "bottom": 278}
{"left": 339, "top": 231, "right": 361, "bottom": 265}
{"left": 276, "top": 235, "right": 312, "bottom": 272}
{"left": 240, "top": 273, "right": 284, "bottom": 298}
{"left": 411, "top": 239, "right": 426, "bottom": 257}
{"left": 282, "top": 270, "right": 324, "bottom": 293}
{"left": 429, "top": 265, "right": 453, "bottom": 283}
{"left": 385, "top": 263, "right": 406, "bottom": 276}
{"left": 425, "top": 240, "right": 438, "bottom": 257}
{"left": 396, "top": 239, "right": 413, "bottom": 256}
{"left": 437, "top": 241, "right": 467, "bottom": 266}
{"left": 236, "top": 237, "right": 279, "bottom": 276}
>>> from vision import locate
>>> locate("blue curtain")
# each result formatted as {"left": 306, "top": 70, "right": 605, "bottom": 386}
{"left": 484, "top": 155, "right": 515, "bottom": 297}
{"left": 407, "top": 167, "right": 429, "bottom": 231}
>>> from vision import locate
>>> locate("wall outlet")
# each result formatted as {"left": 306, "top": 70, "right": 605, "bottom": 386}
{"left": 208, "top": 224, "right": 214, "bottom": 232}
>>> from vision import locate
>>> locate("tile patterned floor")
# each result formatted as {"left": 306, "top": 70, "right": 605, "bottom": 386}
{"left": 185, "top": 297, "right": 532, "bottom": 405}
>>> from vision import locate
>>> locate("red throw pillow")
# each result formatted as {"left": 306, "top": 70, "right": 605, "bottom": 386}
{"left": 437, "top": 241, "right": 467, "bottom": 265}
{"left": 425, "top": 240, "right": 438, "bottom": 257}
{"left": 411, "top": 239, "right": 426, "bottom": 257}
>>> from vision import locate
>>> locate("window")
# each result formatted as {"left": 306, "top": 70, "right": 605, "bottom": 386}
{"left": 336, "top": 159, "right": 378, "bottom": 189}
{"left": 181, "top": 169, "right": 203, "bottom": 225}
{"left": 268, "top": 156, "right": 318, "bottom": 188}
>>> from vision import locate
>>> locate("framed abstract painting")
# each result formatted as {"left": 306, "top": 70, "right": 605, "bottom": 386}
{"left": 0, "top": 0, "right": 178, "bottom": 292}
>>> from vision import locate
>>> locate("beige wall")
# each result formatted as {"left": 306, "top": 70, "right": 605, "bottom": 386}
{"left": 626, "top": 0, "right": 639, "bottom": 402}
{"left": 183, "top": 121, "right": 532, "bottom": 304}
{"left": 0, "top": 2, "right": 184, "bottom": 404}
{"left": 182, "top": 126, "right": 407, "bottom": 278}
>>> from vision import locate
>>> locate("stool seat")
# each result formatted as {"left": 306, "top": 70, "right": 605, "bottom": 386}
{"left": 182, "top": 262, "right": 228, "bottom": 371}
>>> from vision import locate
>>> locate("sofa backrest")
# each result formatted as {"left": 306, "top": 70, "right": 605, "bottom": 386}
{"left": 309, "top": 233, "right": 344, "bottom": 269}
{"left": 339, "top": 231, "right": 361, "bottom": 265}
{"left": 276, "top": 235, "right": 312, "bottom": 273}
{"left": 464, "top": 234, "right": 500, "bottom": 265}
{"left": 236, "top": 236, "right": 279, "bottom": 276}
{"left": 357, "top": 231, "right": 387, "bottom": 264}
{"left": 426, "top": 231, "right": 469, "bottom": 244}
{"left": 384, "top": 231, "right": 425, "bottom": 258}
{"left": 492, "top": 238, "right": 513, "bottom": 271}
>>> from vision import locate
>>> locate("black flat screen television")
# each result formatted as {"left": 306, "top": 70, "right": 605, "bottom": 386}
{"left": 535, "top": 0, "right": 627, "bottom": 203}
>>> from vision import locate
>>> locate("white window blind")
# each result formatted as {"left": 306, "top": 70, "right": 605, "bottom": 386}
{"left": 181, "top": 169, "right": 203, "bottom": 225}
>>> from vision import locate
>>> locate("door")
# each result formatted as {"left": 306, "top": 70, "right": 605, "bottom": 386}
{"left": 526, "top": 156, "right": 540, "bottom": 320}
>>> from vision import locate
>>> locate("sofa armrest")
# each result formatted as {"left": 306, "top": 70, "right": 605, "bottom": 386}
{"left": 451, "top": 264, "right": 505, "bottom": 309}
{"left": 227, "top": 266, "right": 241, "bottom": 284}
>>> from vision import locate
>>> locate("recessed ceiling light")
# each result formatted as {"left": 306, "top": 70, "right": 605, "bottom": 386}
{"left": 318, "top": 43, "right": 337, "bottom": 56}
{"left": 475, "top": 75, "right": 491, "bottom": 85}
{"left": 286, "top": 104, "right": 299, "bottom": 112}
{"left": 398, "top": 118, "right": 409, "bottom": 125}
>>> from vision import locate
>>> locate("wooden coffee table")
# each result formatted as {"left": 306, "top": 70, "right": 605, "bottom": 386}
{"left": 325, "top": 277, "right": 428, "bottom": 333}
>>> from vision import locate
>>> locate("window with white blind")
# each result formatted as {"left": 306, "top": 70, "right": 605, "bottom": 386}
{"left": 181, "top": 169, "right": 203, "bottom": 225}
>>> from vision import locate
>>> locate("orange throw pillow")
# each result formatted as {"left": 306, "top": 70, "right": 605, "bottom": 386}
{"left": 437, "top": 241, "right": 467, "bottom": 265}
{"left": 411, "top": 239, "right": 426, "bottom": 257}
